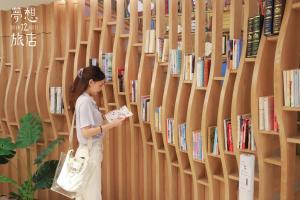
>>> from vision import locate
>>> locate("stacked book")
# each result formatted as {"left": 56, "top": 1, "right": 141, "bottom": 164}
{"left": 193, "top": 131, "right": 204, "bottom": 161}
{"left": 196, "top": 57, "right": 211, "bottom": 87}
{"left": 131, "top": 80, "right": 137, "bottom": 102}
{"left": 157, "top": 38, "right": 169, "bottom": 62}
{"left": 223, "top": 119, "right": 233, "bottom": 152}
{"left": 283, "top": 69, "right": 300, "bottom": 108}
{"left": 259, "top": 96, "right": 279, "bottom": 131}
{"left": 237, "top": 114, "right": 256, "bottom": 151}
{"left": 50, "top": 87, "right": 64, "bottom": 114}
{"left": 169, "top": 48, "right": 182, "bottom": 75}
{"left": 102, "top": 53, "right": 113, "bottom": 81}
{"left": 246, "top": 15, "right": 263, "bottom": 58}
{"left": 118, "top": 67, "right": 125, "bottom": 93}
{"left": 167, "top": 118, "right": 175, "bottom": 145}
{"left": 141, "top": 96, "right": 150, "bottom": 122}
{"left": 144, "top": 20, "right": 156, "bottom": 54}
{"left": 264, "top": 0, "right": 285, "bottom": 36}
{"left": 178, "top": 123, "right": 187, "bottom": 151}
{"left": 155, "top": 106, "right": 162, "bottom": 132}
{"left": 208, "top": 126, "right": 219, "bottom": 155}
{"left": 227, "top": 39, "right": 243, "bottom": 70}
{"left": 184, "top": 54, "right": 195, "bottom": 81}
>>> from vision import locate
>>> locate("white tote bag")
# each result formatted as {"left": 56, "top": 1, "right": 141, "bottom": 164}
{"left": 51, "top": 115, "right": 94, "bottom": 198}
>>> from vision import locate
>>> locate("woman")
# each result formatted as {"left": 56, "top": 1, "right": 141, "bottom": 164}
{"left": 69, "top": 65, "right": 124, "bottom": 200}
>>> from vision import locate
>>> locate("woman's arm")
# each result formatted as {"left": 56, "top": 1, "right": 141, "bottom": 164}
{"left": 81, "top": 117, "right": 125, "bottom": 138}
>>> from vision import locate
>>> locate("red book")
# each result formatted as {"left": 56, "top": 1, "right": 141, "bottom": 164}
{"left": 274, "top": 113, "right": 279, "bottom": 132}
{"left": 227, "top": 122, "right": 233, "bottom": 152}
{"left": 204, "top": 59, "right": 211, "bottom": 86}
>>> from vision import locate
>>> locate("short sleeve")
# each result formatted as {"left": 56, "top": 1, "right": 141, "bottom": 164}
{"left": 77, "top": 100, "right": 97, "bottom": 128}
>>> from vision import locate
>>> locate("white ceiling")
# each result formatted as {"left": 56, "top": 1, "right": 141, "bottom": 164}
{"left": 0, "top": 0, "right": 54, "bottom": 11}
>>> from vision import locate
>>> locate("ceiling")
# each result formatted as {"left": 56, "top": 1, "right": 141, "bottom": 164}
{"left": 0, "top": 0, "right": 54, "bottom": 11}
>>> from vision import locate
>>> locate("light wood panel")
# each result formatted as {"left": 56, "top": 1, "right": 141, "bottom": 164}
{"left": 161, "top": 0, "right": 183, "bottom": 199}
{"left": 136, "top": 0, "right": 156, "bottom": 200}
{"left": 231, "top": 0, "right": 260, "bottom": 199}
{"left": 148, "top": 0, "right": 170, "bottom": 200}
{"left": 123, "top": 1, "right": 144, "bottom": 199}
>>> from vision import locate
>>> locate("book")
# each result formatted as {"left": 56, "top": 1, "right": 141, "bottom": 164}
{"left": 252, "top": 15, "right": 263, "bottom": 56}
{"left": 273, "top": 0, "right": 285, "bottom": 34}
{"left": 246, "top": 17, "right": 254, "bottom": 58}
{"left": 50, "top": 87, "right": 56, "bottom": 113}
{"left": 264, "top": 0, "right": 274, "bottom": 36}
{"left": 118, "top": 67, "right": 125, "bottom": 92}
{"left": 239, "top": 154, "right": 255, "bottom": 200}
{"left": 105, "top": 106, "right": 133, "bottom": 123}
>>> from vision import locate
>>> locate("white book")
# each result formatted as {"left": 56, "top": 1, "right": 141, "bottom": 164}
{"left": 144, "top": 30, "right": 150, "bottom": 53}
{"left": 239, "top": 154, "right": 255, "bottom": 200}
{"left": 162, "top": 38, "right": 169, "bottom": 62}
{"left": 56, "top": 87, "right": 62, "bottom": 114}
{"left": 105, "top": 105, "right": 133, "bottom": 123}
{"left": 263, "top": 97, "right": 270, "bottom": 131}
{"left": 283, "top": 71, "right": 288, "bottom": 106}
{"left": 50, "top": 87, "right": 56, "bottom": 114}
{"left": 291, "top": 70, "right": 295, "bottom": 107}
{"left": 294, "top": 70, "right": 299, "bottom": 107}
{"left": 258, "top": 97, "right": 265, "bottom": 130}
{"left": 149, "top": 29, "right": 156, "bottom": 53}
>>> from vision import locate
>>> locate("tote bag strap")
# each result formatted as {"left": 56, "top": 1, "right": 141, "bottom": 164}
{"left": 68, "top": 113, "right": 93, "bottom": 150}
{"left": 68, "top": 114, "right": 75, "bottom": 150}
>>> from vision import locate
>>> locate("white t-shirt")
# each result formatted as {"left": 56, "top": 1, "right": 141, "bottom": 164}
{"left": 75, "top": 92, "right": 104, "bottom": 145}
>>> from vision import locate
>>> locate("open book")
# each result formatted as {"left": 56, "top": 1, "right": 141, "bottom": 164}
{"left": 105, "top": 106, "right": 133, "bottom": 123}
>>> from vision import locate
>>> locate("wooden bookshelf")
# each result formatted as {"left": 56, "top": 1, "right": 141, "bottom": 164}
{"left": 172, "top": 1, "right": 195, "bottom": 200}
{"left": 0, "top": 0, "right": 295, "bottom": 199}
{"left": 216, "top": 1, "right": 245, "bottom": 200}
{"left": 123, "top": 1, "right": 144, "bottom": 200}
{"left": 251, "top": 20, "right": 281, "bottom": 200}
{"left": 136, "top": 0, "right": 156, "bottom": 199}
{"left": 160, "top": 0, "right": 184, "bottom": 199}
{"left": 148, "top": 1, "right": 169, "bottom": 200}
{"left": 274, "top": 0, "right": 300, "bottom": 200}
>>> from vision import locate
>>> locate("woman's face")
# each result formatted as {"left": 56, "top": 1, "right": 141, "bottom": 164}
{"left": 88, "top": 79, "right": 105, "bottom": 95}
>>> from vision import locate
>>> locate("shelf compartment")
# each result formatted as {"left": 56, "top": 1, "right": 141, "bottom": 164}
{"left": 264, "top": 154, "right": 281, "bottom": 166}
{"left": 287, "top": 135, "right": 300, "bottom": 144}
{"left": 197, "top": 177, "right": 209, "bottom": 186}
{"left": 213, "top": 174, "right": 224, "bottom": 182}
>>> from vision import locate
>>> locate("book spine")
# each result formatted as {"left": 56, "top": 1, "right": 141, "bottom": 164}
{"left": 246, "top": 17, "right": 253, "bottom": 57}
{"left": 273, "top": 0, "right": 285, "bottom": 34}
{"left": 259, "top": 97, "right": 265, "bottom": 130}
{"left": 252, "top": 15, "right": 263, "bottom": 56}
{"left": 264, "top": 0, "right": 274, "bottom": 36}
{"left": 56, "top": 87, "right": 62, "bottom": 114}
{"left": 50, "top": 87, "right": 56, "bottom": 113}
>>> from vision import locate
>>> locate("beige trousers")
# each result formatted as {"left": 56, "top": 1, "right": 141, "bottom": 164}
{"left": 76, "top": 141, "right": 103, "bottom": 200}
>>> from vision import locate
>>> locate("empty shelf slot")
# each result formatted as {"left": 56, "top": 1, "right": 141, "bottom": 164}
{"left": 245, "top": 57, "right": 256, "bottom": 63}
{"left": 171, "top": 161, "right": 179, "bottom": 168}
{"left": 197, "top": 177, "right": 209, "bottom": 186}
{"left": 213, "top": 174, "right": 224, "bottom": 182}
{"left": 133, "top": 42, "right": 142, "bottom": 47}
{"left": 264, "top": 154, "right": 281, "bottom": 166}
{"left": 93, "top": 27, "right": 102, "bottom": 32}
{"left": 55, "top": 57, "right": 64, "bottom": 61}
{"left": 184, "top": 168, "right": 192, "bottom": 175}
{"left": 293, "top": 2, "right": 300, "bottom": 10}
{"left": 120, "top": 33, "right": 129, "bottom": 38}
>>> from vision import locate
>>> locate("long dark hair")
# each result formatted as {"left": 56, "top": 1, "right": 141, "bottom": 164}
{"left": 69, "top": 66, "right": 105, "bottom": 112}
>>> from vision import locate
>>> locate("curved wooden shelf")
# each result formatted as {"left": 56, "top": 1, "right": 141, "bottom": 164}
{"left": 231, "top": 0, "right": 260, "bottom": 199}
{"left": 172, "top": 1, "right": 195, "bottom": 200}
{"left": 216, "top": 1, "right": 246, "bottom": 200}
{"left": 136, "top": 1, "right": 156, "bottom": 200}
{"left": 161, "top": 1, "right": 183, "bottom": 199}
{"left": 123, "top": 1, "right": 144, "bottom": 199}
{"left": 251, "top": 35, "right": 281, "bottom": 199}
{"left": 201, "top": 1, "right": 229, "bottom": 199}
{"left": 274, "top": 1, "right": 300, "bottom": 199}
{"left": 111, "top": 0, "right": 131, "bottom": 199}
{"left": 148, "top": 1, "right": 169, "bottom": 200}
